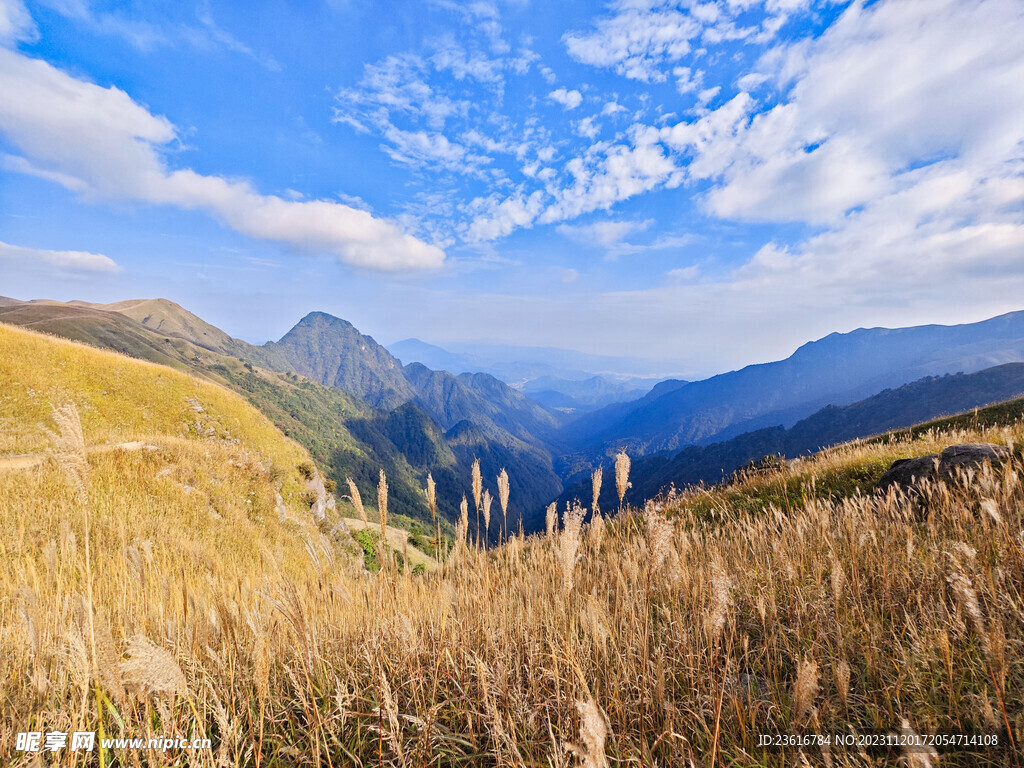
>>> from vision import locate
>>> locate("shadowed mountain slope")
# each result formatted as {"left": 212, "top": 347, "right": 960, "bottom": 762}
{"left": 259, "top": 313, "right": 565, "bottom": 532}
{"left": 563, "top": 310, "right": 1024, "bottom": 465}
{"left": 557, "top": 363, "right": 1024, "bottom": 511}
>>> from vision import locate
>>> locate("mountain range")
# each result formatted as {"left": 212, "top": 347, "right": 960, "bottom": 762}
{"left": 0, "top": 297, "right": 561, "bottom": 534}
{"left": 556, "top": 362, "right": 1024, "bottom": 511}
{"left": 387, "top": 337, "right": 658, "bottom": 411}
{"left": 558, "top": 310, "right": 1024, "bottom": 479}
{"left": 4, "top": 294, "right": 1024, "bottom": 533}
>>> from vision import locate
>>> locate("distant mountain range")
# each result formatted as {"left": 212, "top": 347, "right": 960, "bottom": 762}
{"left": 5, "top": 294, "right": 1024, "bottom": 531}
{"left": 556, "top": 362, "right": 1024, "bottom": 511}
{"left": 388, "top": 337, "right": 663, "bottom": 411}
{"left": 518, "top": 375, "right": 650, "bottom": 412}
{"left": 559, "top": 310, "right": 1024, "bottom": 479}
{"left": 388, "top": 337, "right": 672, "bottom": 379}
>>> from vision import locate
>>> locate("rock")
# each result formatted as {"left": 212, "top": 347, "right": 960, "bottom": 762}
{"left": 877, "top": 443, "right": 1011, "bottom": 495}
{"left": 305, "top": 473, "right": 328, "bottom": 522}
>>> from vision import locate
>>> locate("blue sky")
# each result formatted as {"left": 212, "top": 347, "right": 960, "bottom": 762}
{"left": 1, "top": 0, "right": 1023, "bottom": 377}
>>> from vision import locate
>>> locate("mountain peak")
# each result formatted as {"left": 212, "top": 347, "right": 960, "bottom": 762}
{"left": 264, "top": 310, "right": 413, "bottom": 410}
{"left": 296, "top": 310, "right": 355, "bottom": 327}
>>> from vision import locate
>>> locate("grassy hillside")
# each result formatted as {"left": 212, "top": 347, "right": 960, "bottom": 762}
{"left": 0, "top": 301, "right": 225, "bottom": 382}
{"left": 0, "top": 324, "right": 367, "bottom": 759}
{"left": 3, "top": 335, "right": 1021, "bottom": 764}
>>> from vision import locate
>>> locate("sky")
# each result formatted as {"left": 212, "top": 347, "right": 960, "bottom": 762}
{"left": 1, "top": 0, "right": 1023, "bottom": 378}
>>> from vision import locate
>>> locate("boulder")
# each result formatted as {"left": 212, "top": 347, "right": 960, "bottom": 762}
{"left": 876, "top": 443, "right": 1011, "bottom": 494}
{"left": 305, "top": 473, "right": 328, "bottom": 521}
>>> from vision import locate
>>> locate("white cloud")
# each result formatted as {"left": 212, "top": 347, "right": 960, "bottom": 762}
{"left": 0, "top": 0, "right": 35, "bottom": 45}
{"left": 575, "top": 115, "right": 601, "bottom": 139}
{"left": 338, "top": 54, "right": 467, "bottom": 131}
{"left": 557, "top": 218, "right": 652, "bottom": 249}
{"left": 665, "top": 265, "right": 699, "bottom": 282}
{"left": 538, "top": 131, "right": 681, "bottom": 224}
{"left": 564, "top": 6, "right": 701, "bottom": 82}
{"left": 697, "top": 86, "right": 720, "bottom": 105}
{"left": 430, "top": 36, "right": 505, "bottom": 87}
{"left": 0, "top": 48, "right": 444, "bottom": 270}
{"left": 464, "top": 190, "right": 546, "bottom": 242}
{"left": 548, "top": 88, "right": 582, "bottom": 110}
{"left": 0, "top": 239, "right": 120, "bottom": 274}
{"left": 665, "top": 0, "right": 1024, "bottom": 226}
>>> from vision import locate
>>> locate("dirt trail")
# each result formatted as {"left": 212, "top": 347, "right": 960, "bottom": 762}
{"left": 0, "top": 441, "right": 156, "bottom": 471}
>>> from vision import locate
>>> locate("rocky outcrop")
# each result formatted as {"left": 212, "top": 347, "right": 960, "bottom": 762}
{"left": 305, "top": 472, "right": 343, "bottom": 528}
{"left": 876, "top": 443, "right": 1011, "bottom": 494}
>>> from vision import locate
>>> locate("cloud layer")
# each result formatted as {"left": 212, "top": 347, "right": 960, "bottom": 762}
{"left": 0, "top": 240, "right": 120, "bottom": 274}
{"left": 0, "top": 41, "right": 443, "bottom": 270}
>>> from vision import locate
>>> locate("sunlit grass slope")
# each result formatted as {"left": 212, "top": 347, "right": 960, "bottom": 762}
{"left": 0, "top": 325, "right": 355, "bottom": 760}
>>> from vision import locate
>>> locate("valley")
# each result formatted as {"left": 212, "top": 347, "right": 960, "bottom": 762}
{"left": 6, "top": 295, "right": 1024, "bottom": 537}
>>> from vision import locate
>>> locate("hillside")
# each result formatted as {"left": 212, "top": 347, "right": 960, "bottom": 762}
{"left": 0, "top": 299, "right": 563, "bottom": 533}
{"left": 95, "top": 297, "right": 253, "bottom": 357}
{"left": 4, "top": 356, "right": 1021, "bottom": 764}
{"left": 0, "top": 300, "right": 227, "bottom": 380}
{"left": 564, "top": 310, "right": 1024, "bottom": 465}
{"left": 560, "top": 363, "right": 1024, "bottom": 510}
{"left": 0, "top": 322, "right": 349, "bottom": 579}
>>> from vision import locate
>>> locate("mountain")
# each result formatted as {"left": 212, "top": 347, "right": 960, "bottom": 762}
{"left": 558, "top": 363, "right": 1024, "bottom": 510}
{"left": 388, "top": 337, "right": 672, "bottom": 382}
{"left": 259, "top": 311, "right": 416, "bottom": 410}
{"left": 0, "top": 301, "right": 447, "bottom": 523}
{"left": 264, "top": 314, "right": 565, "bottom": 534}
{"left": 389, "top": 337, "right": 657, "bottom": 414}
{"left": 0, "top": 299, "right": 564, "bottom": 535}
{"left": 563, "top": 310, "right": 1024, "bottom": 467}
{"left": 519, "top": 374, "right": 648, "bottom": 412}
{"left": 95, "top": 298, "right": 253, "bottom": 357}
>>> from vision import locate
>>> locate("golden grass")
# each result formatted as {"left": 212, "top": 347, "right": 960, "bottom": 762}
{"left": 2, "top": 323, "right": 1023, "bottom": 766}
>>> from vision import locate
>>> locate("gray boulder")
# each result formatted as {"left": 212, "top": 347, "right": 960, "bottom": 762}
{"left": 877, "top": 443, "right": 1011, "bottom": 494}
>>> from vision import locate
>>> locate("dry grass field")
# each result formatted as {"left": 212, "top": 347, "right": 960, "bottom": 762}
{"left": 2, "top": 324, "right": 1022, "bottom": 766}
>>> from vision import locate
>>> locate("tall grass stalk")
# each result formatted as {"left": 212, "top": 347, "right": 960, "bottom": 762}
{"left": 615, "top": 450, "right": 630, "bottom": 508}
{"left": 497, "top": 468, "right": 510, "bottom": 541}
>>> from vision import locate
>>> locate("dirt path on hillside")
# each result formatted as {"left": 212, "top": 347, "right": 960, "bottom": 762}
{"left": 0, "top": 441, "right": 155, "bottom": 471}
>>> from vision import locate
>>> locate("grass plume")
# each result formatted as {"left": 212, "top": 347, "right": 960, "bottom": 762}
{"left": 615, "top": 449, "right": 630, "bottom": 507}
